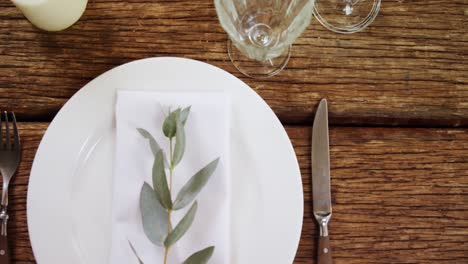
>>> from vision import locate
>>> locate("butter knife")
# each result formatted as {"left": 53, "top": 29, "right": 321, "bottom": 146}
{"left": 312, "top": 99, "right": 333, "bottom": 264}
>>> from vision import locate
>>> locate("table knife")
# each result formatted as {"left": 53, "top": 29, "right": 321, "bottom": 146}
{"left": 312, "top": 99, "right": 333, "bottom": 264}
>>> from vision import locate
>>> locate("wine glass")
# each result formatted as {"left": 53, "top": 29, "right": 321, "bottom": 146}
{"left": 313, "top": 0, "right": 381, "bottom": 33}
{"left": 214, "top": 0, "right": 316, "bottom": 78}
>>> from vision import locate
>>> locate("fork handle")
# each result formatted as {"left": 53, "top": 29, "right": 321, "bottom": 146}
{"left": 0, "top": 214, "right": 10, "bottom": 264}
{"left": 0, "top": 234, "right": 10, "bottom": 264}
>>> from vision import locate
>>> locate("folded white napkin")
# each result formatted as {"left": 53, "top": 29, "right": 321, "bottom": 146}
{"left": 110, "top": 91, "right": 230, "bottom": 264}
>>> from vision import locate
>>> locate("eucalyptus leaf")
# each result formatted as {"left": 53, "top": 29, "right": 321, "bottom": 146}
{"left": 137, "top": 128, "right": 169, "bottom": 167}
{"left": 179, "top": 106, "right": 191, "bottom": 125}
{"left": 137, "top": 128, "right": 161, "bottom": 157}
{"left": 173, "top": 158, "right": 219, "bottom": 210}
{"left": 128, "top": 241, "right": 144, "bottom": 264}
{"left": 140, "top": 183, "right": 168, "bottom": 246}
{"left": 164, "top": 201, "right": 198, "bottom": 247}
{"left": 153, "top": 150, "right": 172, "bottom": 209}
{"left": 182, "top": 246, "right": 215, "bottom": 264}
{"left": 163, "top": 108, "right": 181, "bottom": 138}
{"left": 172, "top": 118, "right": 185, "bottom": 167}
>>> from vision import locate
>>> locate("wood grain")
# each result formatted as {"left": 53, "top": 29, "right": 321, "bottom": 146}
{"left": 5, "top": 123, "right": 467, "bottom": 263}
{"left": 2, "top": 123, "right": 43, "bottom": 263}
{"left": 290, "top": 126, "right": 468, "bottom": 263}
{"left": 0, "top": 0, "right": 466, "bottom": 125}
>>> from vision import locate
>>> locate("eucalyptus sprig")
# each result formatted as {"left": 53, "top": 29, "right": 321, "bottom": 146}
{"left": 135, "top": 106, "right": 218, "bottom": 264}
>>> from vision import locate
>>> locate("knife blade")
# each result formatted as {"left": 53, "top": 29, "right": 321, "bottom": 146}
{"left": 312, "top": 99, "right": 333, "bottom": 264}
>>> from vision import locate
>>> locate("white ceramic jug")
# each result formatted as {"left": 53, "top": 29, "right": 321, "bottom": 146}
{"left": 11, "top": 0, "right": 88, "bottom": 31}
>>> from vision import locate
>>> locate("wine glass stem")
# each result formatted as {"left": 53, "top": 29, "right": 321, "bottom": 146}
{"left": 344, "top": 0, "right": 353, "bottom": 15}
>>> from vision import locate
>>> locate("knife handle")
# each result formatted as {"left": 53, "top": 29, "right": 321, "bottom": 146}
{"left": 318, "top": 235, "right": 332, "bottom": 264}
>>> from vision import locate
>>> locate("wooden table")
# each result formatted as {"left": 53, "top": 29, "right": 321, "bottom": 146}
{"left": 1, "top": 0, "right": 467, "bottom": 263}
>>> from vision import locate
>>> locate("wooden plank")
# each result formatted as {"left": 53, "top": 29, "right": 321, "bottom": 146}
{"left": 0, "top": 0, "right": 466, "bottom": 125}
{"left": 3, "top": 123, "right": 43, "bottom": 263}
{"left": 6, "top": 123, "right": 468, "bottom": 263}
{"left": 291, "top": 126, "right": 468, "bottom": 263}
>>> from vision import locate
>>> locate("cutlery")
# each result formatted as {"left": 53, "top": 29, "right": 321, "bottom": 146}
{"left": 312, "top": 99, "right": 333, "bottom": 264}
{"left": 0, "top": 112, "right": 21, "bottom": 264}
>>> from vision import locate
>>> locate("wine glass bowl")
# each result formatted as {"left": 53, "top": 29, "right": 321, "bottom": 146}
{"left": 215, "top": 0, "right": 315, "bottom": 78}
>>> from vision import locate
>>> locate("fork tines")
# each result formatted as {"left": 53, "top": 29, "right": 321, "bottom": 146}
{"left": 0, "top": 112, "right": 19, "bottom": 150}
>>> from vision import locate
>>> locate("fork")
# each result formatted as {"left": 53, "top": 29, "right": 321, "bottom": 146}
{"left": 0, "top": 112, "right": 21, "bottom": 264}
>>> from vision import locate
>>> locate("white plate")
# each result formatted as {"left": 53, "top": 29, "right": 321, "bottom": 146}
{"left": 27, "top": 57, "right": 303, "bottom": 264}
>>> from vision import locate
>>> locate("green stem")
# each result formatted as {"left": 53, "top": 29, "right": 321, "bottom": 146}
{"left": 163, "top": 247, "right": 169, "bottom": 264}
{"left": 169, "top": 137, "right": 174, "bottom": 194}
{"left": 164, "top": 138, "right": 175, "bottom": 264}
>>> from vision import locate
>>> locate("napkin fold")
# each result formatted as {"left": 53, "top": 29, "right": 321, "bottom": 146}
{"left": 110, "top": 91, "right": 230, "bottom": 264}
